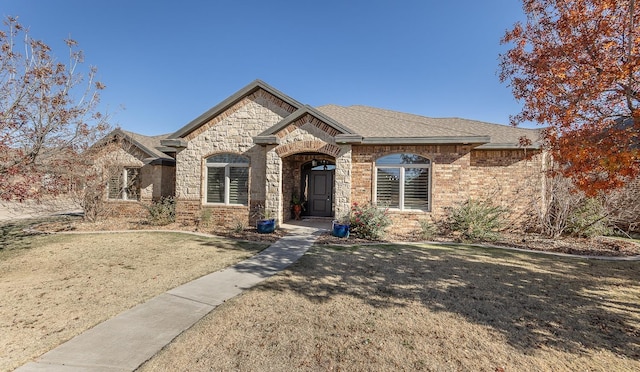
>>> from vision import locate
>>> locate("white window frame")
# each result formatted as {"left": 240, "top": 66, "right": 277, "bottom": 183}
{"left": 373, "top": 154, "right": 432, "bottom": 211}
{"left": 204, "top": 154, "right": 249, "bottom": 206}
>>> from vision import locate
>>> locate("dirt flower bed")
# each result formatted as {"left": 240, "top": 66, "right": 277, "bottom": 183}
{"left": 316, "top": 230, "right": 640, "bottom": 257}
{"left": 37, "top": 215, "right": 288, "bottom": 244}
{"left": 36, "top": 215, "right": 640, "bottom": 256}
{"left": 494, "top": 233, "right": 640, "bottom": 257}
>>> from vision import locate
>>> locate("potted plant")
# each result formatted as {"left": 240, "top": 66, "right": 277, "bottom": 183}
{"left": 253, "top": 204, "right": 276, "bottom": 234}
{"left": 332, "top": 214, "right": 350, "bottom": 238}
{"left": 290, "top": 193, "right": 305, "bottom": 220}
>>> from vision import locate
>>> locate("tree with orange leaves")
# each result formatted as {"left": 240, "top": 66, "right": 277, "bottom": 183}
{"left": 500, "top": 0, "right": 640, "bottom": 195}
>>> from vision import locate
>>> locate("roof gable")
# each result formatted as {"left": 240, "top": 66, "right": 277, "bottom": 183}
{"left": 252, "top": 105, "right": 361, "bottom": 145}
{"left": 167, "top": 80, "right": 304, "bottom": 140}
{"left": 94, "top": 129, "right": 174, "bottom": 162}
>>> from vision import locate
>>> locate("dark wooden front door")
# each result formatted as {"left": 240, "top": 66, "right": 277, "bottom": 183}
{"left": 307, "top": 170, "right": 334, "bottom": 217}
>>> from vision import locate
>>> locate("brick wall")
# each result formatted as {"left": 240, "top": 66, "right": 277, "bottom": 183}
{"left": 201, "top": 205, "right": 250, "bottom": 228}
{"left": 469, "top": 149, "right": 544, "bottom": 222}
{"left": 351, "top": 144, "right": 544, "bottom": 234}
{"left": 94, "top": 143, "right": 156, "bottom": 219}
{"left": 175, "top": 199, "right": 200, "bottom": 225}
{"left": 103, "top": 201, "right": 148, "bottom": 219}
{"left": 180, "top": 199, "right": 256, "bottom": 229}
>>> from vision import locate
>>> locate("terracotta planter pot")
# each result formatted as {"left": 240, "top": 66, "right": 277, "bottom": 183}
{"left": 292, "top": 204, "right": 303, "bottom": 220}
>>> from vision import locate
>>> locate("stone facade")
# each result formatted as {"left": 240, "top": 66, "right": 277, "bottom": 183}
{"left": 173, "top": 90, "right": 358, "bottom": 227}
{"left": 174, "top": 91, "right": 294, "bottom": 225}
{"left": 95, "top": 141, "right": 175, "bottom": 217}
{"left": 273, "top": 119, "right": 352, "bottom": 221}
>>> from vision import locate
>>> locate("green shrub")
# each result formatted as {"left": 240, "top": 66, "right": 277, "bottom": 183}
{"left": 566, "top": 198, "right": 611, "bottom": 238}
{"left": 418, "top": 219, "right": 437, "bottom": 240}
{"left": 348, "top": 202, "right": 391, "bottom": 240}
{"left": 146, "top": 197, "right": 175, "bottom": 226}
{"left": 444, "top": 199, "right": 507, "bottom": 242}
{"left": 199, "top": 208, "right": 212, "bottom": 227}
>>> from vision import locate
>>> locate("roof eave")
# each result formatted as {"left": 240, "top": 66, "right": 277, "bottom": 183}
{"left": 160, "top": 138, "right": 188, "bottom": 148}
{"left": 359, "top": 136, "right": 491, "bottom": 145}
{"left": 475, "top": 143, "right": 542, "bottom": 150}
{"left": 93, "top": 129, "right": 159, "bottom": 159}
{"left": 147, "top": 157, "right": 176, "bottom": 166}
{"left": 335, "top": 134, "right": 363, "bottom": 144}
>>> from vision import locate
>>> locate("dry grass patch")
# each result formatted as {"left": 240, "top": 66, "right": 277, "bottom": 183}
{"left": 140, "top": 243, "right": 640, "bottom": 371}
{"left": 0, "top": 220, "right": 268, "bottom": 371}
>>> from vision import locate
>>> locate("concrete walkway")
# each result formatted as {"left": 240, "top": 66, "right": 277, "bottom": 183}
{"left": 16, "top": 223, "right": 324, "bottom": 372}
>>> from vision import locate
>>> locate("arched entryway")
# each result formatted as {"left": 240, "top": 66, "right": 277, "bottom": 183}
{"left": 300, "top": 160, "right": 336, "bottom": 217}
{"left": 281, "top": 154, "right": 337, "bottom": 221}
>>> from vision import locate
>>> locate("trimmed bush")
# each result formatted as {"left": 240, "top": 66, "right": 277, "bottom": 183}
{"left": 444, "top": 199, "right": 507, "bottom": 242}
{"left": 348, "top": 202, "right": 391, "bottom": 240}
{"left": 566, "top": 198, "right": 612, "bottom": 238}
{"left": 418, "top": 219, "right": 437, "bottom": 240}
{"left": 146, "top": 197, "right": 175, "bottom": 226}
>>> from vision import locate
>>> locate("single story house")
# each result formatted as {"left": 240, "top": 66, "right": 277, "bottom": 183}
{"left": 102, "top": 79, "right": 545, "bottom": 232}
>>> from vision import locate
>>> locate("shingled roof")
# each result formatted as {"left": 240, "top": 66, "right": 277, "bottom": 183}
{"left": 316, "top": 105, "right": 542, "bottom": 149}
{"left": 161, "top": 80, "right": 542, "bottom": 149}
{"left": 119, "top": 130, "right": 174, "bottom": 160}
{"left": 95, "top": 129, "right": 175, "bottom": 164}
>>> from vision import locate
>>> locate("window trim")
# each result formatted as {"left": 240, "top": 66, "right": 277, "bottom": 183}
{"left": 107, "top": 167, "right": 141, "bottom": 201}
{"left": 204, "top": 154, "right": 250, "bottom": 206}
{"left": 373, "top": 153, "right": 432, "bottom": 211}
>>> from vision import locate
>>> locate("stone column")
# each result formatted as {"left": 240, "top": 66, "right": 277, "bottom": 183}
{"left": 334, "top": 145, "right": 352, "bottom": 220}
{"left": 265, "top": 148, "right": 282, "bottom": 224}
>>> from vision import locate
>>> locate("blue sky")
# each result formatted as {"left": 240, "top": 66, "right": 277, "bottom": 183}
{"left": 1, "top": 0, "right": 531, "bottom": 135}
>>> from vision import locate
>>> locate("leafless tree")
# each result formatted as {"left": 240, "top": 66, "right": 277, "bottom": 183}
{"left": 0, "top": 16, "right": 110, "bottom": 201}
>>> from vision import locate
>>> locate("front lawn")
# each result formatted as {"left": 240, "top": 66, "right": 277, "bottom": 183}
{"left": 140, "top": 243, "right": 640, "bottom": 371}
{"left": 0, "top": 224, "right": 268, "bottom": 371}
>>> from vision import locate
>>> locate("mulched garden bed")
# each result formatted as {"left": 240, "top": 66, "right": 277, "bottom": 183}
{"left": 315, "top": 230, "right": 640, "bottom": 257}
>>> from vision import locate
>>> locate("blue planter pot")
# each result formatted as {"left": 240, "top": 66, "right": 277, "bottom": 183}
{"left": 332, "top": 222, "right": 350, "bottom": 238}
{"left": 256, "top": 218, "right": 276, "bottom": 234}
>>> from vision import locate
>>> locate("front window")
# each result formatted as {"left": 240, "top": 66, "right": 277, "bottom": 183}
{"left": 205, "top": 153, "right": 249, "bottom": 205}
{"left": 374, "top": 153, "right": 431, "bottom": 210}
{"left": 108, "top": 167, "right": 140, "bottom": 201}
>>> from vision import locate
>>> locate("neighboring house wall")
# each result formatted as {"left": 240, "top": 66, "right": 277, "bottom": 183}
{"left": 351, "top": 144, "right": 544, "bottom": 234}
